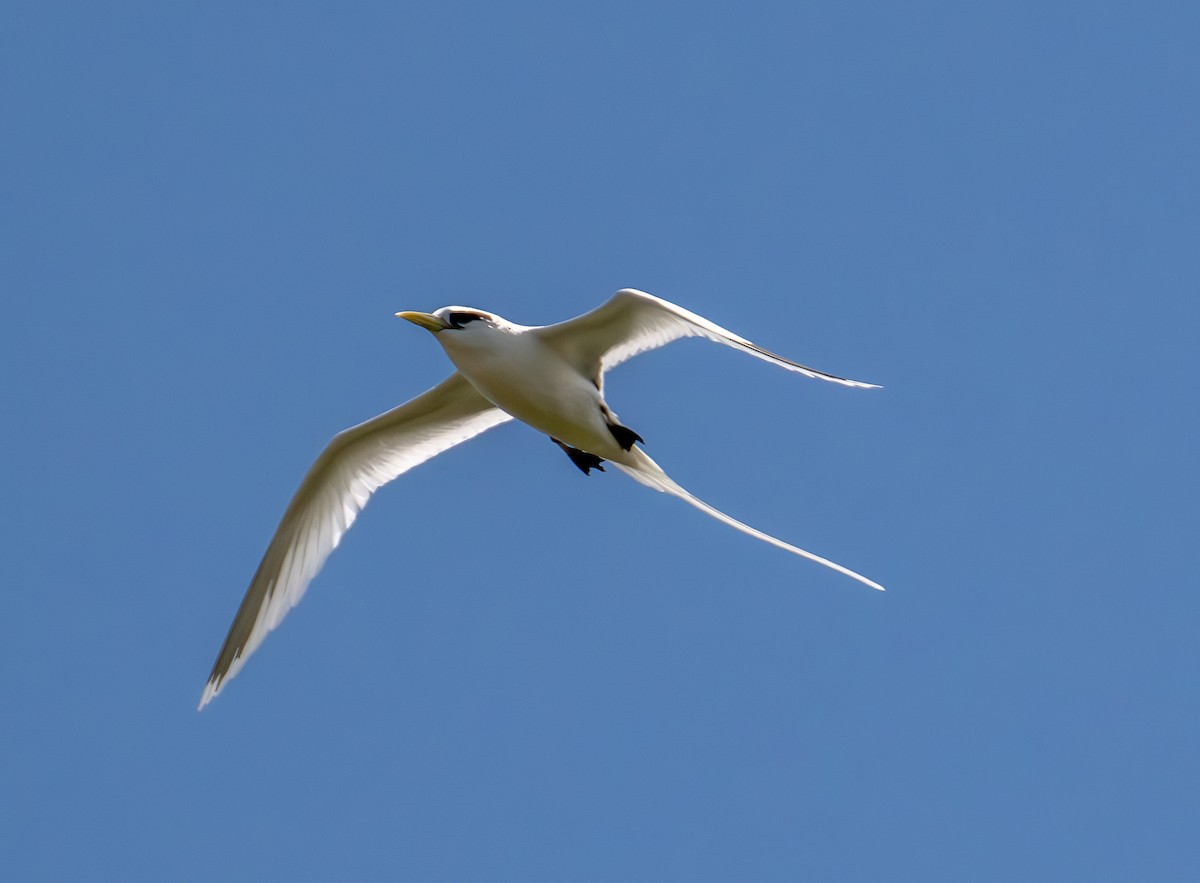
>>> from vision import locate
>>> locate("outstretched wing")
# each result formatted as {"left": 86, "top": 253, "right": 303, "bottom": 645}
{"left": 535, "top": 288, "right": 880, "bottom": 390}
{"left": 200, "top": 373, "right": 511, "bottom": 708}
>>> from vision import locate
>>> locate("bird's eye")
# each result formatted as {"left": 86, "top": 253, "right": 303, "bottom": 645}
{"left": 447, "top": 311, "right": 483, "bottom": 329}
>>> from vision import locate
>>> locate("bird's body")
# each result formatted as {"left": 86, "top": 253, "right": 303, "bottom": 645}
{"left": 439, "top": 318, "right": 626, "bottom": 462}
{"left": 199, "top": 289, "right": 883, "bottom": 708}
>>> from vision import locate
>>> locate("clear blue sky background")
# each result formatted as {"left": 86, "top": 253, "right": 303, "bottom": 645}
{"left": 3, "top": 2, "right": 1197, "bottom": 880}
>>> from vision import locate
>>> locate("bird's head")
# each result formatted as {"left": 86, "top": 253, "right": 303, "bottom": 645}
{"left": 395, "top": 306, "right": 498, "bottom": 334}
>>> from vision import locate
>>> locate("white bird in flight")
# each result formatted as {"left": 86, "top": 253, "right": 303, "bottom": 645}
{"left": 199, "top": 289, "right": 882, "bottom": 708}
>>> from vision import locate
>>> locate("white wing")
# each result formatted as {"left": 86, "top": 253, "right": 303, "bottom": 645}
{"left": 535, "top": 288, "right": 880, "bottom": 390}
{"left": 200, "top": 373, "right": 511, "bottom": 708}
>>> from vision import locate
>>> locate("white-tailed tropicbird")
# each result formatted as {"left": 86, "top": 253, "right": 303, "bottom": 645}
{"left": 199, "top": 288, "right": 882, "bottom": 708}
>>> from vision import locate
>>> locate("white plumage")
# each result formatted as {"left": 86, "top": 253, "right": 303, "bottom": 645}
{"left": 200, "top": 289, "right": 882, "bottom": 709}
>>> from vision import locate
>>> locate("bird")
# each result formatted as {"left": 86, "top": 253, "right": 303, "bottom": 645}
{"left": 199, "top": 288, "right": 882, "bottom": 708}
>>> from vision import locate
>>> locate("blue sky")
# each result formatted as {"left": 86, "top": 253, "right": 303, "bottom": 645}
{"left": 3, "top": 2, "right": 1198, "bottom": 880}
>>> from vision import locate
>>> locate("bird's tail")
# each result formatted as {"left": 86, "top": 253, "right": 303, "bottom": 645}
{"left": 611, "top": 449, "right": 884, "bottom": 592}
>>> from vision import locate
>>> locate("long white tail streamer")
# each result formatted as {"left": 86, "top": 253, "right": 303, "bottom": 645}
{"left": 613, "top": 450, "right": 884, "bottom": 592}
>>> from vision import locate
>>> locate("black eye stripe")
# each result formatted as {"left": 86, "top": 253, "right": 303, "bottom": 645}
{"left": 448, "top": 311, "right": 484, "bottom": 329}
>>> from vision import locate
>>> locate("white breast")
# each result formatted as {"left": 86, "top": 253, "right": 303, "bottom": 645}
{"left": 437, "top": 326, "right": 620, "bottom": 457}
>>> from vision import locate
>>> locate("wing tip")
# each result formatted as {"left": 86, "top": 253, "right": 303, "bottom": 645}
{"left": 197, "top": 678, "right": 221, "bottom": 711}
{"left": 827, "top": 375, "right": 881, "bottom": 390}
{"left": 198, "top": 657, "right": 241, "bottom": 710}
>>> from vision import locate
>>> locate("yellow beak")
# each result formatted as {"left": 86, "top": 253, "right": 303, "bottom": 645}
{"left": 395, "top": 311, "right": 450, "bottom": 333}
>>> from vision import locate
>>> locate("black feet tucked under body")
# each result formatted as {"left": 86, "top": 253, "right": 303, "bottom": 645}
{"left": 606, "top": 421, "right": 644, "bottom": 451}
{"left": 551, "top": 438, "right": 606, "bottom": 475}
{"left": 550, "top": 411, "right": 643, "bottom": 476}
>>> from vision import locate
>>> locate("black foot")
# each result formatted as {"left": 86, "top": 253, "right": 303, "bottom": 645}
{"left": 551, "top": 438, "right": 606, "bottom": 476}
{"left": 606, "top": 422, "right": 644, "bottom": 452}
